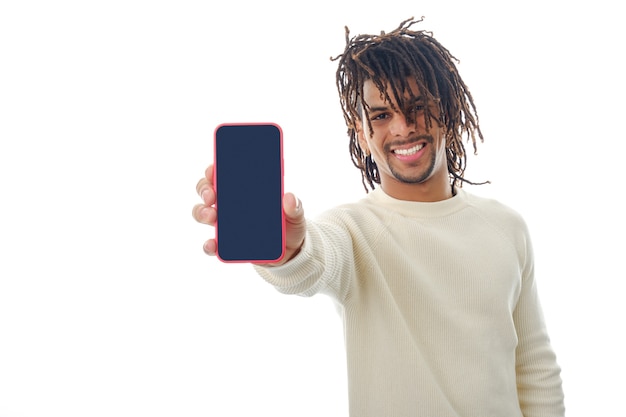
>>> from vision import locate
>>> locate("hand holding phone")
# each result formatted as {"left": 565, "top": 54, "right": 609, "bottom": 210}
{"left": 193, "top": 123, "right": 306, "bottom": 265}
{"left": 194, "top": 172, "right": 306, "bottom": 265}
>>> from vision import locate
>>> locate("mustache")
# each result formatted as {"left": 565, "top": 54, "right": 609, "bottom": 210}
{"left": 384, "top": 134, "right": 434, "bottom": 153}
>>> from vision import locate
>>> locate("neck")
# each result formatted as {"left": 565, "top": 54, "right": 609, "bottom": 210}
{"left": 381, "top": 179, "right": 454, "bottom": 202}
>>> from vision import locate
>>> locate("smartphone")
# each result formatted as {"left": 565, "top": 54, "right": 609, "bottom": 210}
{"left": 213, "top": 123, "right": 285, "bottom": 263}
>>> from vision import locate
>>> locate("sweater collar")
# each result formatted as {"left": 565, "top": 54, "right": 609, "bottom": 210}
{"left": 366, "top": 187, "right": 469, "bottom": 218}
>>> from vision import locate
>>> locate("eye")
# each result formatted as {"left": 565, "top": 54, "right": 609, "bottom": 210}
{"left": 371, "top": 112, "right": 390, "bottom": 121}
{"left": 412, "top": 103, "right": 425, "bottom": 113}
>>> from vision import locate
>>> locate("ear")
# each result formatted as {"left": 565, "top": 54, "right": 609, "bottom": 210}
{"left": 355, "top": 120, "right": 370, "bottom": 155}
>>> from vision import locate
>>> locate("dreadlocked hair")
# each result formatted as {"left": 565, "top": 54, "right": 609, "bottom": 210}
{"left": 331, "top": 17, "right": 487, "bottom": 193}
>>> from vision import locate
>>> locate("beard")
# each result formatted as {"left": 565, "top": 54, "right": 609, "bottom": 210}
{"left": 388, "top": 151, "right": 437, "bottom": 184}
{"left": 384, "top": 134, "right": 438, "bottom": 184}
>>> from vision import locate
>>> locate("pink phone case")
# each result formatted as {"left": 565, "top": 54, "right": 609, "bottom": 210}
{"left": 213, "top": 123, "right": 285, "bottom": 263}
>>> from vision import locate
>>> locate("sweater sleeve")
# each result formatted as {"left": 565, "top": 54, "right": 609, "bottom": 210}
{"left": 514, "top": 233, "right": 565, "bottom": 416}
{"left": 253, "top": 217, "right": 356, "bottom": 302}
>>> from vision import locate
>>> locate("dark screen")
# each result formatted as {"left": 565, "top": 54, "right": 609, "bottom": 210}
{"left": 214, "top": 124, "right": 284, "bottom": 262}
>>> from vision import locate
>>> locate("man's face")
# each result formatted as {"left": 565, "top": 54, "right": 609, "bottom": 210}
{"left": 357, "top": 78, "right": 451, "bottom": 201}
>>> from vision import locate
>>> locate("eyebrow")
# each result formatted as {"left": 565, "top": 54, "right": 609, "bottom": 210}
{"left": 407, "top": 95, "right": 425, "bottom": 104}
{"left": 367, "top": 105, "right": 391, "bottom": 113}
{"left": 366, "top": 96, "right": 425, "bottom": 113}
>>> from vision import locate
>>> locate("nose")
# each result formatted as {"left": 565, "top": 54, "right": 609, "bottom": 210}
{"left": 389, "top": 113, "right": 416, "bottom": 137}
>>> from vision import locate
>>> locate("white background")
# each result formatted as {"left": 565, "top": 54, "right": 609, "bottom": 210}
{"left": 1, "top": 1, "right": 624, "bottom": 416}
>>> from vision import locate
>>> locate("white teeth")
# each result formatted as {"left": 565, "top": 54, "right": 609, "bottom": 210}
{"left": 393, "top": 143, "right": 424, "bottom": 156}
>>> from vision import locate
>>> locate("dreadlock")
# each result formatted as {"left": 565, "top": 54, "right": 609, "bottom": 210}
{"left": 331, "top": 17, "right": 487, "bottom": 192}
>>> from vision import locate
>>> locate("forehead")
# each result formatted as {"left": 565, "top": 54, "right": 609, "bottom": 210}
{"left": 362, "top": 78, "right": 422, "bottom": 106}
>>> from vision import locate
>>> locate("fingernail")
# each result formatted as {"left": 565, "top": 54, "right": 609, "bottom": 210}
{"left": 203, "top": 241, "right": 212, "bottom": 255}
{"left": 202, "top": 189, "right": 210, "bottom": 202}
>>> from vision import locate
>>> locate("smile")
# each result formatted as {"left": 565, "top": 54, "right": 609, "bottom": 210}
{"left": 393, "top": 143, "right": 425, "bottom": 156}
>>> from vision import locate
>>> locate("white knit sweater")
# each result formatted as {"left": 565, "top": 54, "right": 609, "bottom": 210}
{"left": 255, "top": 188, "right": 564, "bottom": 417}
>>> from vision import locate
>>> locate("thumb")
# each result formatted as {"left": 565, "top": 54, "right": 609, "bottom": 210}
{"left": 276, "top": 192, "right": 306, "bottom": 265}
{"left": 283, "top": 192, "right": 304, "bottom": 223}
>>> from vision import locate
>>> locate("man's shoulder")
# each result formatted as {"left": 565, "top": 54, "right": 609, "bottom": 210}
{"left": 464, "top": 190, "right": 523, "bottom": 217}
{"left": 462, "top": 190, "right": 530, "bottom": 237}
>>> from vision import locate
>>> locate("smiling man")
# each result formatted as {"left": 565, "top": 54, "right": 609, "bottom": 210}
{"left": 357, "top": 78, "right": 452, "bottom": 202}
{"left": 193, "top": 17, "right": 565, "bottom": 417}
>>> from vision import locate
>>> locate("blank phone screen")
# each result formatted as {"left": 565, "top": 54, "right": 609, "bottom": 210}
{"left": 214, "top": 124, "right": 284, "bottom": 262}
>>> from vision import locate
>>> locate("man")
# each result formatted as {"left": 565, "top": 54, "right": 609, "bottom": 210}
{"left": 193, "top": 17, "right": 565, "bottom": 416}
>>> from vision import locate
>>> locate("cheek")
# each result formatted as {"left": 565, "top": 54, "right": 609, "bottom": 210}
{"left": 370, "top": 138, "right": 387, "bottom": 159}
{"left": 429, "top": 131, "right": 446, "bottom": 156}
{"left": 438, "top": 136, "right": 450, "bottom": 162}
{"left": 357, "top": 125, "right": 372, "bottom": 153}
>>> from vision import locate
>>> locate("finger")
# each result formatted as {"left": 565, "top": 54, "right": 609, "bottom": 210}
{"left": 196, "top": 177, "right": 215, "bottom": 206}
{"left": 201, "top": 187, "right": 215, "bottom": 206}
{"left": 196, "top": 165, "right": 214, "bottom": 196}
{"left": 191, "top": 203, "right": 205, "bottom": 223}
{"left": 203, "top": 239, "right": 217, "bottom": 256}
{"left": 196, "top": 177, "right": 206, "bottom": 196}
{"left": 205, "top": 164, "right": 214, "bottom": 183}
{"left": 192, "top": 203, "right": 216, "bottom": 225}
{"left": 196, "top": 177, "right": 209, "bottom": 198}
